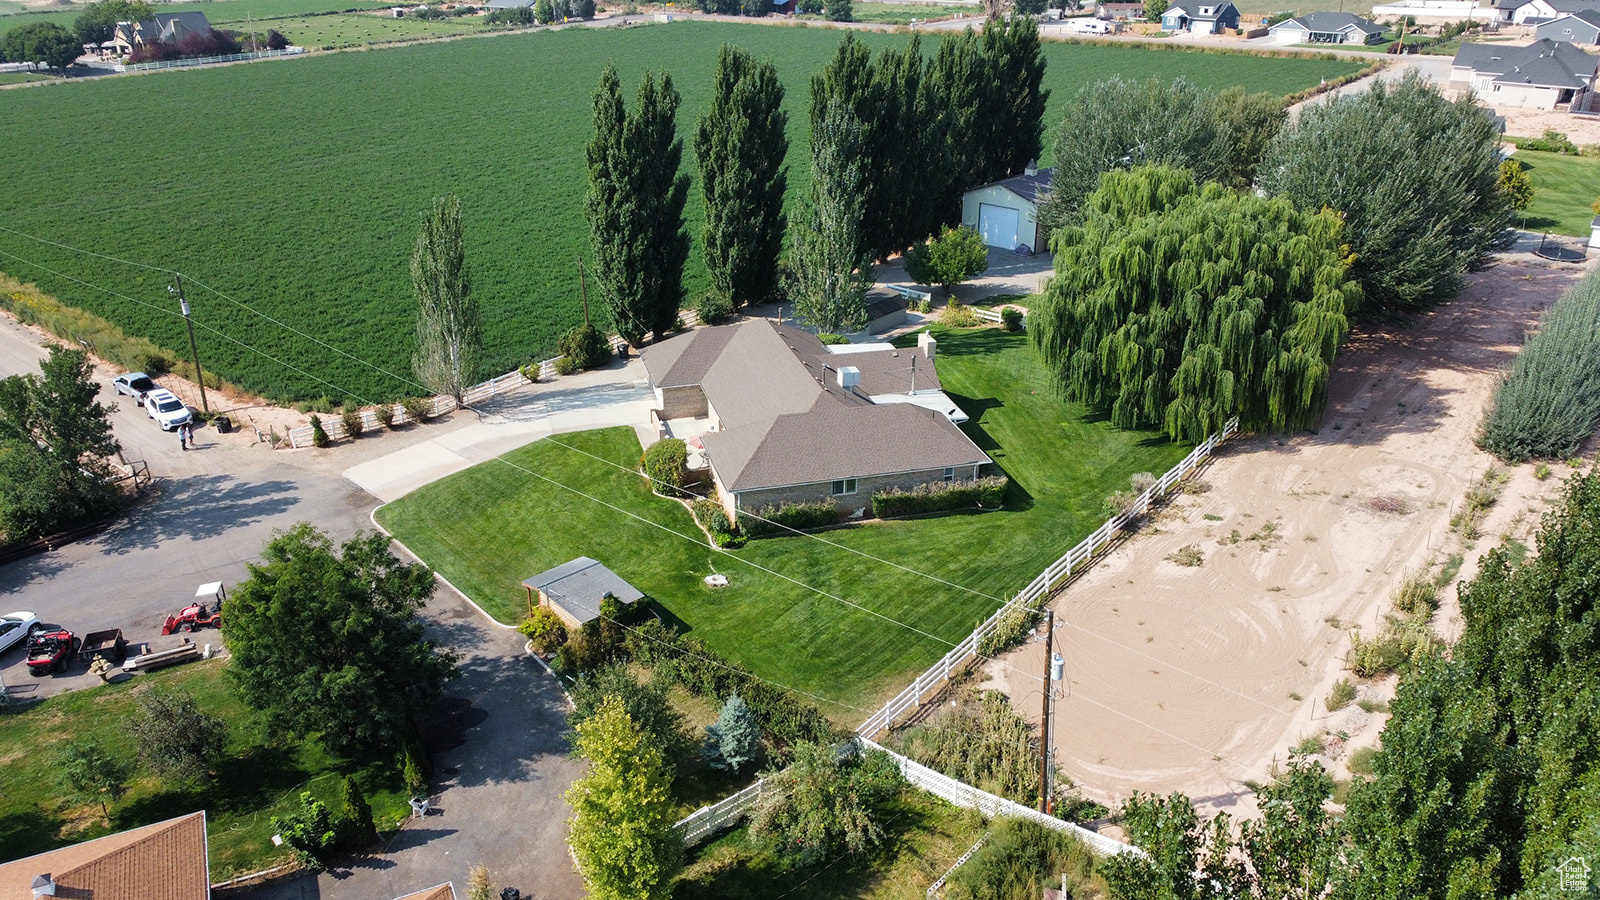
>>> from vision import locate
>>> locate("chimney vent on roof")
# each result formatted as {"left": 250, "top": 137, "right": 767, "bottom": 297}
{"left": 918, "top": 331, "right": 937, "bottom": 363}
{"left": 32, "top": 875, "right": 56, "bottom": 899}
{"left": 1024, "top": 159, "right": 1039, "bottom": 177}
{"left": 837, "top": 366, "right": 860, "bottom": 390}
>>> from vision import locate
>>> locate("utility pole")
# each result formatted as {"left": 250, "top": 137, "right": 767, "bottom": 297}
{"left": 578, "top": 257, "right": 590, "bottom": 327}
{"left": 1038, "top": 610, "right": 1055, "bottom": 814}
{"left": 171, "top": 274, "right": 209, "bottom": 414}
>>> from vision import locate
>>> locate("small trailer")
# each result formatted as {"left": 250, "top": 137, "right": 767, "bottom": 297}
{"left": 80, "top": 628, "right": 129, "bottom": 665}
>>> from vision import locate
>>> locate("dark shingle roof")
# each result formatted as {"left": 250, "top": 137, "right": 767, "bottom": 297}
{"left": 523, "top": 557, "right": 643, "bottom": 627}
{"left": 1453, "top": 37, "right": 1599, "bottom": 87}
{"left": 979, "top": 167, "right": 1054, "bottom": 205}
{"left": 1275, "top": 11, "right": 1384, "bottom": 34}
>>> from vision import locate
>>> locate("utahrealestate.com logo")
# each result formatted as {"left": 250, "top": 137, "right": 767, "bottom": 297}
{"left": 1558, "top": 857, "right": 1592, "bottom": 893}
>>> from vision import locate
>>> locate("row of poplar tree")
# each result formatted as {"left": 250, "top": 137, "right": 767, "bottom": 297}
{"left": 583, "top": 19, "right": 1048, "bottom": 346}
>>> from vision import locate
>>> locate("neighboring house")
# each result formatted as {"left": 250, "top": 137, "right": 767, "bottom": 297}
{"left": 1496, "top": 0, "right": 1598, "bottom": 24}
{"left": 641, "top": 319, "right": 990, "bottom": 519}
{"left": 1452, "top": 38, "right": 1600, "bottom": 107}
{"left": 1370, "top": 0, "right": 1498, "bottom": 20}
{"left": 0, "top": 810, "right": 457, "bottom": 900}
{"left": 522, "top": 557, "right": 645, "bottom": 629}
{"left": 110, "top": 11, "right": 212, "bottom": 54}
{"left": 1268, "top": 11, "right": 1386, "bottom": 42}
{"left": 1160, "top": 0, "right": 1241, "bottom": 33}
{"left": 1536, "top": 8, "right": 1600, "bottom": 42}
{"left": 484, "top": 0, "right": 536, "bottom": 8}
{"left": 961, "top": 164, "right": 1052, "bottom": 253}
{"left": 1096, "top": 0, "right": 1147, "bottom": 19}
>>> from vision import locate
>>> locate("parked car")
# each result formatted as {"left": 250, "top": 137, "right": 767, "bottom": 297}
{"left": 113, "top": 372, "right": 157, "bottom": 402}
{"left": 0, "top": 611, "right": 44, "bottom": 655}
{"left": 144, "top": 389, "right": 193, "bottom": 431}
{"left": 27, "top": 629, "right": 79, "bottom": 675}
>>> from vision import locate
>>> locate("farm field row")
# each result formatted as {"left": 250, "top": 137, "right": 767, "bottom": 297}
{"left": 0, "top": 0, "right": 395, "bottom": 31}
{"left": 0, "top": 21, "right": 1362, "bottom": 402}
{"left": 377, "top": 328, "right": 1189, "bottom": 713}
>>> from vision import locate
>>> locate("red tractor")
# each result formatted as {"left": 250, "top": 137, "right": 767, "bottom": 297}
{"left": 26, "top": 629, "right": 80, "bottom": 676}
{"left": 160, "top": 582, "right": 225, "bottom": 635}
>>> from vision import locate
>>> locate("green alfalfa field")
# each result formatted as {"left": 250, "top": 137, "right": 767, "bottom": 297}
{"left": 0, "top": 23, "right": 1360, "bottom": 402}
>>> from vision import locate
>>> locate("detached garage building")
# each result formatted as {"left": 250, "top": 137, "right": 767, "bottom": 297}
{"left": 961, "top": 165, "right": 1052, "bottom": 254}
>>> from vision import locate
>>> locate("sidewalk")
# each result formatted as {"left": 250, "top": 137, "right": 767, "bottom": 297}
{"left": 343, "top": 360, "right": 655, "bottom": 502}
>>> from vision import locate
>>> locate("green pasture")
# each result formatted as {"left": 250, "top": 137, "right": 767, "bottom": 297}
{"left": 377, "top": 328, "right": 1187, "bottom": 712}
{"left": 0, "top": 22, "right": 1360, "bottom": 403}
{"left": 0, "top": 659, "right": 410, "bottom": 879}
{"left": 1514, "top": 149, "right": 1600, "bottom": 238}
{"left": 273, "top": 10, "right": 484, "bottom": 47}
{"left": 0, "top": 0, "right": 395, "bottom": 31}
{"left": 820, "top": 2, "right": 976, "bottom": 24}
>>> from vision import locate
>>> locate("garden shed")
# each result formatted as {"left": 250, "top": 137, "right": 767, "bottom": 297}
{"left": 523, "top": 557, "right": 644, "bottom": 629}
{"left": 960, "top": 164, "right": 1053, "bottom": 254}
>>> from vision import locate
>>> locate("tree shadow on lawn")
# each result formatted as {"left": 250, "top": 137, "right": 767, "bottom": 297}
{"left": 115, "top": 744, "right": 310, "bottom": 827}
{"left": 0, "top": 807, "right": 68, "bottom": 865}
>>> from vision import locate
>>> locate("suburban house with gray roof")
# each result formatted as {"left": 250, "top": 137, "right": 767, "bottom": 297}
{"left": 1451, "top": 38, "right": 1599, "bottom": 108}
{"left": 523, "top": 557, "right": 645, "bottom": 629}
{"left": 641, "top": 319, "right": 991, "bottom": 520}
{"left": 1537, "top": 9, "right": 1600, "bottom": 43}
{"left": 1496, "top": 0, "right": 1600, "bottom": 23}
{"left": 1160, "top": 0, "right": 1241, "bottom": 33}
{"left": 111, "top": 11, "right": 212, "bottom": 54}
{"left": 1268, "top": 11, "right": 1386, "bottom": 43}
{"left": 961, "top": 164, "right": 1053, "bottom": 254}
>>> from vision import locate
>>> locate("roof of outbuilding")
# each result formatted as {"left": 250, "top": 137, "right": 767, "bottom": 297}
{"left": 970, "top": 167, "right": 1054, "bottom": 206}
{"left": 0, "top": 812, "right": 209, "bottom": 900}
{"left": 523, "top": 557, "right": 644, "bottom": 627}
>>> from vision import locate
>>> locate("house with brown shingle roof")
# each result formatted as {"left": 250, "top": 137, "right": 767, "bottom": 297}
{"left": 0, "top": 811, "right": 210, "bottom": 900}
{"left": 642, "top": 319, "right": 991, "bottom": 519}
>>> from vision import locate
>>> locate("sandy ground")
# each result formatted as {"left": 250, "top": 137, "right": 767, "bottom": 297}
{"left": 983, "top": 247, "right": 1594, "bottom": 815}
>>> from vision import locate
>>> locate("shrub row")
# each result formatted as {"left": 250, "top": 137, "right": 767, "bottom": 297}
{"left": 1478, "top": 269, "right": 1600, "bottom": 462}
{"left": 691, "top": 498, "right": 745, "bottom": 548}
{"left": 640, "top": 438, "right": 689, "bottom": 496}
{"left": 872, "top": 475, "right": 1008, "bottom": 518}
{"left": 738, "top": 499, "right": 839, "bottom": 538}
{"left": 624, "top": 619, "right": 838, "bottom": 757}
{"left": 1281, "top": 60, "right": 1386, "bottom": 106}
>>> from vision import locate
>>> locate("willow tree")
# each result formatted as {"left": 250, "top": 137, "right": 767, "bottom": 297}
{"left": 1030, "top": 165, "right": 1359, "bottom": 442}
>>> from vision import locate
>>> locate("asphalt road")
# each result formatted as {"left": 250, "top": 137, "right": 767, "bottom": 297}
{"left": 0, "top": 317, "right": 584, "bottom": 899}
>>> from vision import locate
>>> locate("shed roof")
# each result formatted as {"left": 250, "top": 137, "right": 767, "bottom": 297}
{"left": 971, "top": 167, "right": 1055, "bottom": 206}
{"left": 523, "top": 557, "right": 644, "bottom": 627}
{"left": 0, "top": 812, "right": 209, "bottom": 900}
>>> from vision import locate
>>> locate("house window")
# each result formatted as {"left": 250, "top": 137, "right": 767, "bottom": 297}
{"left": 832, "top": 478, "right": 857, "bottom": 496}
{"left": 943, "top": 467, "right": 956, "bottom": 482}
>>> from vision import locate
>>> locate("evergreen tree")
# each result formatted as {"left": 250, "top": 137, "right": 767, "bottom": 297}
{"left": 704, "top": 693, "right": 762, "bottom": 774}
{"left": 1497, "top": 158, "right": 1535, "bottom": 212}
{"left": 411, "top": 194, "right": 478, "bottom": 404}
{"left": 696, "top": 45, "right": 788, "bottom": 308}
{"left": 976, "top": 16, "right": 1048, "bottom": 185}
{"left": 1258, "top": 70, "right": 1511, "bottom": 313}
{"left": 809, "top": 34, "right": 880, "bottom": 262}
{"left": 790, "top": 100, "right": 872, "bottom": 334}
{"left": 1030, "top": 165, "right": 1358, "bottom": 441}
{"left": 922, "top": 29, "right": 983, "bottom": 228}
{"left": 868, "top": 38, "right": 926, "bottom": 256}
{"left": 585, "top": 65, "right": 691, "bottom": 345}
{"left": 565, "top": 697, "right": 682, "bottom": 900}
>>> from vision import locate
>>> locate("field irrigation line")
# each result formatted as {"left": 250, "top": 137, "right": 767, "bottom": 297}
{"left": 0, "top": 248, "right": 379, "bottom": 411}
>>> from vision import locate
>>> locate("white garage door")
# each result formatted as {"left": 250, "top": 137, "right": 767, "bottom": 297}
{"left": 977, "top": 202, "right": 1021, "bottom": 250}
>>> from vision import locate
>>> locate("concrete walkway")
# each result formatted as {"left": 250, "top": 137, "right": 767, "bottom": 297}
{"left": 344, "top": 361, "right": 654, "bottom": 502}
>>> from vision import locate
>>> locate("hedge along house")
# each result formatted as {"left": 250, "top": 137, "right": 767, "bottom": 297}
{"left": 640, "top": 319, "right": 990, "bottom": 521}
{"left": 961, "top": 164, "right": 1053, "bottom": 254}
{"left": 523, "top": 557, "right": 645, "bottom": 629}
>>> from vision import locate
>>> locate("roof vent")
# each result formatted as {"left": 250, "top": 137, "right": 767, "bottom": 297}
{"left": 837, "top": 366, "right": 860, "bottom": 390}
{"left": 1024, "top": 159, "right": 1039, "bottom": 177}
{"left": 32, "top": 875, "right": 56, "bottom": 899}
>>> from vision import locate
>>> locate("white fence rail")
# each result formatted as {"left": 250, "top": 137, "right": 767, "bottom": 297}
{"left": 116, "top": 47, "right": 304, "bottom": 72}
{"left": 865, "top": 740, "right": 1138, "bottom": 857}
{"left": 855, "top": 417, "right": 1240, "bottom": 739}
{"left": 675, "top": 779, "right": 764, "bottom": 846}
{"left": 927, "top": 834, "right": 987, "bottom": 898}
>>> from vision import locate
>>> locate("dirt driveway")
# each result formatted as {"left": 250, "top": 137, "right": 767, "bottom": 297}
{"left": 986, "top": 247, "right": 1592, "bottom": 812}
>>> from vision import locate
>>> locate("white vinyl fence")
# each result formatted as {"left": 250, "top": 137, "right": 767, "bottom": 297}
{"left": 117, "top": 47, "right": 304, "bottom": 72}
{"left": 675, "top": 779, "right": 764, "bottom": 847}
{"left": 855, "top": 417, "right": 1240, "bottom": 740}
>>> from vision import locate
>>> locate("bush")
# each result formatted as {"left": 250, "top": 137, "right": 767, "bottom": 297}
{"left": 1515, "top": 129, "right": 1579, "bottom": 155}
{"left": 271, "top": 792, "right": 338, "bottom": 870}
{"left": 1348, "top": 618, "right": 1437, "bottom": 677}
{"left": 945, "top": 817, "right": 1104, "bottom": 900}
{"left": 815, "top": 332, "right": 850, "bottom": 345}
{"left": 640, "top": 438, "right": 689, "bottom": 496}
{"left": 940, "top": 299, "right": 980, "bottom": 327}
{"left": 559, "top": 322, "right": 611, "bottom": 372}
{"left": 691, "top": 499, "right": 745, "bottom": 548}
{"left": 265, "top": 28, "right": 289, "bottom": 49}
{"left": 823, "top": 0, "right": 851, "bottom": 19}
{"left": 977, "top": 602, "right": 1042, "bottom": 658}
{"left": 695, "top": 291, "right": 735, "bottom": 326}
{"left": 738, "top": 499, "right": 839, "bottom": 537}
{"left": 554, "top": 354, "right": 581, "bottom": 376}
{"left": 309, "top": 414, "right": 331, "bottom": 448}
{"left": 1478, "top": 270, "right": 1600, "bottom": 462}
{"left": 518, "top": 606, "right": 567, "bottom": 656}
{"left": 1000, "top": 307, "right": 1023, "bottom": 331}
{"left": 890, "top": 690, "right": 1040, "bottom": 804}
{"left": 1391, "top": 572, "right": 1438, "bottom": 618}
{"left": 340, "top": 405, "right": 363, "bottom": 438}
{"left": 871, "top": 476, "right": 1008, "bottom": 518}
{"left": 401, "top": 397, "right": 434, "bottom": 423}
{"left": 1326, "top": 678, "right": 1357, "bottom": 712}
{"left": 576, "top": 0, "right": 596, "bottom": 16}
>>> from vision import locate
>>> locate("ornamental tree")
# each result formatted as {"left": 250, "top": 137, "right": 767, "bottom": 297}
{"left": 565, "top": 696, "right": 682, "bottom": 900}
{"left": 904, "top": 225, "right": 989, "bottom": 296}
{"left": 224, "top": 523, "right": 459, "bottom": 758}
{"left": 704, "top": 693, "right": 762, "bottom": 774}
{"left": 748, "top": 740, "right": 904, "bottom": 865}
{"left": 1030, "top": 165, "right": 1359, "bottom": 442}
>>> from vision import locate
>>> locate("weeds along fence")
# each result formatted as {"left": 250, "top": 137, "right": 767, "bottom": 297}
{"left": 116, "top": 47, "right": 305, "bottom": 72}
{"left": 671, "top": 741, "right": 1138, "bottom": 856}
{"left": 855, "top": 417, "right": 1240, "bottom": 741}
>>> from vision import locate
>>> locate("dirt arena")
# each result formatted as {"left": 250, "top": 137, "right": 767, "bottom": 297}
{"left": 985, "top": 247, "right": 1594, "bottom": 816}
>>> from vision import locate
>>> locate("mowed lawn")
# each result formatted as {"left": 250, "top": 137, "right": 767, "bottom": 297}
{"left": 1515, "top": 148, "right": 1600, "bottom": 237}
{"left": 0, "top": 23, "right": 1360, "bottom": 402}
{"left": 378, "top": 328, "right": 1187, "bottom": 714}
{"left": 0, "top": 660, "right": 410, "bottom": 879}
